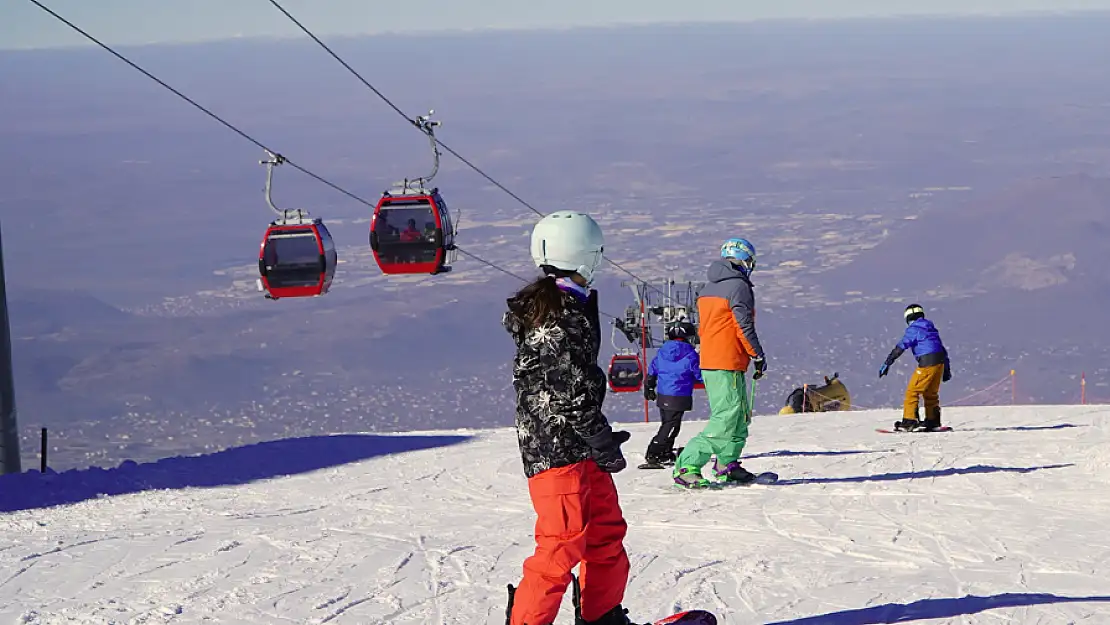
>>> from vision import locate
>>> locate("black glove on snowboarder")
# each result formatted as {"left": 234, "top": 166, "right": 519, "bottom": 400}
{"left": 584, "top": 428, "right": 631, "bottom": 473}
{"left": 752, "top": 356, "right": 767, "bottom": 380}
{"left": 943, "top": 362, "right": 952, "bottom": 383}
{"left": 644, "top": 375, "right": 657, "bottom": 401}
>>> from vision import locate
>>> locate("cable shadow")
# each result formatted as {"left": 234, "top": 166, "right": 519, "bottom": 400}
{"left": 764, "top": 592, "right": 1110, "bottom": 624}
{"left": 0, "top": 433, "right": 472, "bottom": 513}
{"left": 961, "top": 423, "right": 1086, "bottom": 432}
{"left": 775, "top": 463, "right": 1073, "bottom": 486}
{"left": 745, "top": 450, "right": 890, "bottom": 459}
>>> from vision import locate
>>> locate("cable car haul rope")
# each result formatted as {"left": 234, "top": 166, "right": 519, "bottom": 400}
{"left": 24, "top": 0, "right": 664, "bottom": 324}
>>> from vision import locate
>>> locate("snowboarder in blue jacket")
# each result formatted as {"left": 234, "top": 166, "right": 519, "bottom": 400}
{"left": 641, "top": 322, "right": 703, "bottom": 467}
{"left": 879, "top": 303, "right": 952, "bottom": 431}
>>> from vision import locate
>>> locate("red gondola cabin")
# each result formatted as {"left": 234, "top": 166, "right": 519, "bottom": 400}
{"left": 607, "top": 354, "right": 644, "bottom": 393}
{"left": 369, "top": 189, "right": 455, "bottom": 275}
{"left": 257, "top": 218, "right": 337, "bottom": 300}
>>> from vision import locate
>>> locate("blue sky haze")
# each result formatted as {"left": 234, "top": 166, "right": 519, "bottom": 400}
{"left": 5, "top": 0, "right": 1110, "bottom": 50}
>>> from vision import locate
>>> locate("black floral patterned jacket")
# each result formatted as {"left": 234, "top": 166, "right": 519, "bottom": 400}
{"left": 503, "top": 287, "right": 614, "bottom": 478}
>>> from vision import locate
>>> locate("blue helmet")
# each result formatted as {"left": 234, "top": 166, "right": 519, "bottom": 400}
{"left": 721, "top": 237, "right": 757, "bottom": 273}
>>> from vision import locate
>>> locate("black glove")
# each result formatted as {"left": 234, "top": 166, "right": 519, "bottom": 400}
{"left": 752, "top": 356, "right": 767, "bottom": 380}
{"left": 583, "top": 428, "right": 631, "bottom": 473}
{"left": 943, "top": 363, "right": 952, "bottom": 383}
{"left": 644, "top": 375, "right": 657, "bottom": 401}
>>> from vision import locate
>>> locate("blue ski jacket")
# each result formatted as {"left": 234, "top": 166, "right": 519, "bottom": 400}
{"left": 885, "top": 318, "right": 950, "bottom": 371}
{"left": 647, "top": 339, "right": 703, "bottom": 397}
{"left": 899, "top": 319, "right": 946, "bottom": 358}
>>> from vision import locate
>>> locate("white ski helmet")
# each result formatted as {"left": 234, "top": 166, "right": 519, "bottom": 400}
{"left": 530, "top": 210, "right": 605, "bottom": 285}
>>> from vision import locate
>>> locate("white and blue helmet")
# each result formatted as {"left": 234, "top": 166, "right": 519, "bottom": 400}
{"left": 721, "top": 237, "right": 757, "bottom": 274}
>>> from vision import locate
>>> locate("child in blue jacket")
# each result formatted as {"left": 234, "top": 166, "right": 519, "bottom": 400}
{"left": 641, "top": 322, "right": 703, "bottom": 467}
{"left": 879, "top": 303, "right": 952, "bottom": 431}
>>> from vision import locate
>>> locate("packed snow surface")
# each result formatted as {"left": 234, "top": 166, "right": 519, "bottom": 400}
{"left": 3, "top": 406, "right": 1110, "bottom": 624}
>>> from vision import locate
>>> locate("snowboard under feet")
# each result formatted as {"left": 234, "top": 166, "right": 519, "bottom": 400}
{"left": 675, "top": 471, "right": 779, "bottom": 489}
{"left": 653, "top": 610, "right": 718, "bottom": 625}
{"left": 876, "top": 426, "right": 953, "bottom": 434}
{"left": 640, "top": 447, "right": 681, "bottom": 469}
{"left": 568, "top": 572, "right": 717, "bottom": 625}
{"left": 643, "top": 444, "right": 683, "bottom": 470}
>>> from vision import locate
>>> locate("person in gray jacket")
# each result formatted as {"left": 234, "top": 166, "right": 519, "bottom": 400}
{"left": 673, "top": 237, "right": 767, "bottom": 488}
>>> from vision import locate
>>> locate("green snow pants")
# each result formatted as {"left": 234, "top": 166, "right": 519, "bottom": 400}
{"left": 675, "top": 369, "right": 750, "bottom": 472}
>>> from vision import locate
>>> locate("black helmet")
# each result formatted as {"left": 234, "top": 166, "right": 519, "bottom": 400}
{"left": 904, "top": 303, "right": 925, "bottom": 325}
{"left": 667, "top": 321, "right": 697, "bottom": 340}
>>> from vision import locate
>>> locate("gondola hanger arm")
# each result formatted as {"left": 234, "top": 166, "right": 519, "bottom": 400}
{"left": 397, "top": 110, "right": 442, "bottom": 192}
{"left": 260, "top": 150, "right": 307, "bottom": 222}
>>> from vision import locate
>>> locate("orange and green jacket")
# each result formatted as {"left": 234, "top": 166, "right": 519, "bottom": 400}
{"left": 697, "top": 259, "right": 765, "bottom": 371}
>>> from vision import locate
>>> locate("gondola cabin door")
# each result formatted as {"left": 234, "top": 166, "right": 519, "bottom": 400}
{"left": 257, "top": 218, "right": 337, "bottom": 300}
{"left": 607, "top": 354, "right": 644, "bottom": 393}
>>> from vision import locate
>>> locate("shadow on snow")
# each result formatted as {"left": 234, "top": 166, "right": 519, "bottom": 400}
{"left": 746, "top": 449, "right": 890, "bottom": 459}
{"left": 764, "top": 592, "right": 1110, "bottom": 624}
{"left": 961, "top": 423, "right": 1087, "bottom": 432}
{"left": 775, "top": 463, "right": 1073, "bottom": 486}
{"left": 0, "top": 433, "right": 472, "bottom": 513}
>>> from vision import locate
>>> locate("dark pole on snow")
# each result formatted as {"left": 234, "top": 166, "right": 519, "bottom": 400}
{"left": 0, "top": 218, "right": 21, "bottom": 474}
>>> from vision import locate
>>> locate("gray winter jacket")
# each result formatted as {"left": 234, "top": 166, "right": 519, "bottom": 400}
{"left": 696, "top": 259, "right": 765, "bottom": 371}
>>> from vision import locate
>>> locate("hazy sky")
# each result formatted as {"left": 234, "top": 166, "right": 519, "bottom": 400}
{"left": 5, "top": 0, "right": 1110, "bottom": 50}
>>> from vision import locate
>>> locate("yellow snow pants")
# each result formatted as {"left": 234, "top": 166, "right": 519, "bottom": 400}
{"left": 904, "top": 363, "right": 944, "bottom": 421}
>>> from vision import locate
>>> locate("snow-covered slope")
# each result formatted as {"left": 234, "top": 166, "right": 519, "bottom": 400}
{"left": 3, "top": 406, "right": 1110, "bottom": 624}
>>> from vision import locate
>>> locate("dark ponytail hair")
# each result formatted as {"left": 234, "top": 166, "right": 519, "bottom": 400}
{"left": 514, "top": 275, "right": 568, "bottom": 329}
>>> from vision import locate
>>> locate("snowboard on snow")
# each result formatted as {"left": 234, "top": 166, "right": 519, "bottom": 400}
{"left": 876, "top": 426, "right": 952, "bottom": 434}
{"left": 569, "top": 574, "right": 718, "bottom": 625}
{"left": 638, "top": 446, "right": 684, "bottom": 470}
{"left": 506, "top": 577, "right": 720, "bottom": 625}
{"left": 707, "top": 471, "right": 778, "bottom": 488}
{"left": 674, "top": 471, "right": 779, "bottom": 489}
{"left": 651, "top": 610, "right": 718, "bottom": 624}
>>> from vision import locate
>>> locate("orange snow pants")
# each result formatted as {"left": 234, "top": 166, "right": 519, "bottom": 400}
{"left": 511, "top": 459, "right": 630, "bottom": 625}
{"left": 904, "top": 363, "right": 944, "bottom": 421}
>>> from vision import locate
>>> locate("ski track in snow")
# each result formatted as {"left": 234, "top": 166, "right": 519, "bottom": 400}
{"left": 2, "top": 406, "right": 1110, "bottom": 624}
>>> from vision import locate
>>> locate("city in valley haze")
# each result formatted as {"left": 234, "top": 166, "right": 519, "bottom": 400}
{"left": 3, "top": 4, "right": 1110, "bottom": 471}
